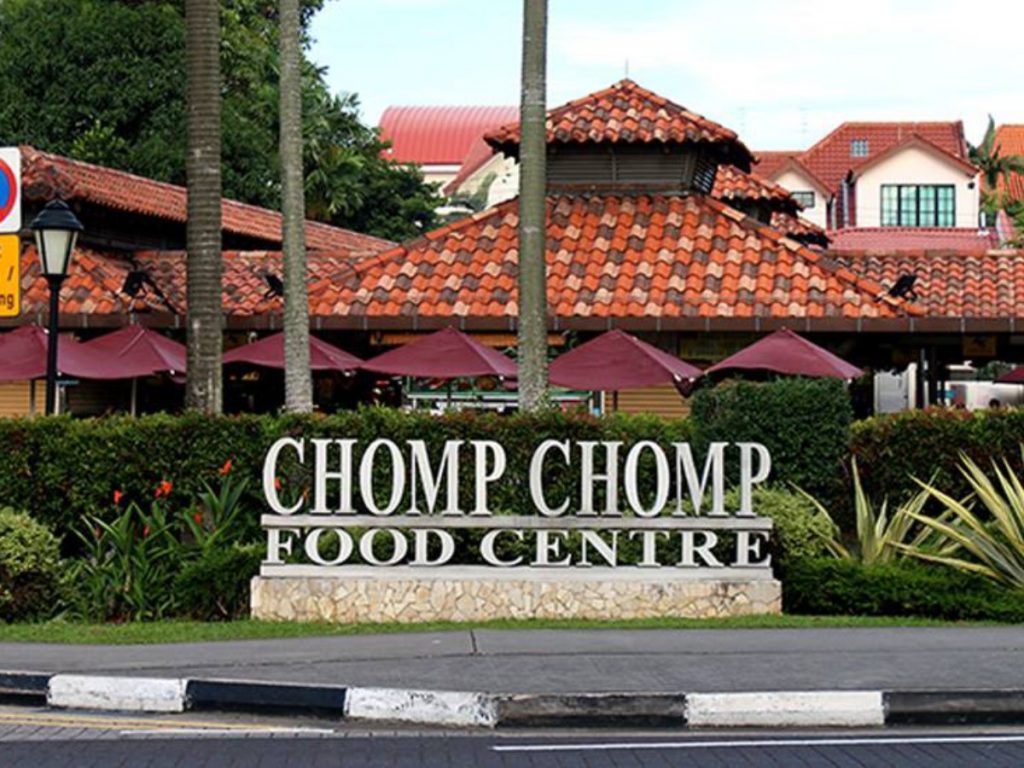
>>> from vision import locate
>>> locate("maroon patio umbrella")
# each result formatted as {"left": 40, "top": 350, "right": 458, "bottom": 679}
{"left": 362, "top": 327, "right": 516, "bottom": 378}
{"left": 224, "top": 332, "right": 362, "bottom": 372}
{"left": 996, "top": 367, "right": 1024, "bottom": 384}
{"left": 706, "top": 328, "right": 863, "bottom": 379}
{"left": 0, "top": 326, "right": 100, "bottom": 382}
{"left": 549, "top": 330, "right": 702, "bottom": 390}
{"left": 76, "top": 326, "right": 187, "bottom": 379}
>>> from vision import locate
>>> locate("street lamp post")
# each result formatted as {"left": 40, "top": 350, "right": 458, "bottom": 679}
{"left": 30, "top": 200, "right": 83, "bottom": 416}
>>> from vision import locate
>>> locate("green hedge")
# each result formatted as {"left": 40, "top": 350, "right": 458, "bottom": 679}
{"left": 784, "top": 558, "right": 1024, "bottom": 621}
{"left": 0, "top": 508, "right": 64, "bottom": 622}
{"left": 690, "top": 378, "right": 853, "bottom": 510}
{"left": 0, "top": 409, "right": 694, "bottom": 541}
{"left": 852, "top": 408, "right": 1024, "bottom": 505}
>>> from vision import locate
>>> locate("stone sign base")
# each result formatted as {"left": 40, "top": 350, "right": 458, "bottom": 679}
{"left": 250, "top": 567, "right": 781, "bottom": 623}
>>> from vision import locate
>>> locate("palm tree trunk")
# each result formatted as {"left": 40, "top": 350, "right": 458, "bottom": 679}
{"left": 280, "top": 0, "right": 312, "bottom": 413}
{"left": 517, "top": 0, "right": 549, "bottom": 412}
{"left": 184, "top": 0, "right": 223, "bottom": 414}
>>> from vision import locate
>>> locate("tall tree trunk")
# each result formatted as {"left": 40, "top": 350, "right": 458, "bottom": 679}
{"left": 184, "top": 0, "right": 223, "bottom": 413}
{"left": 280, "top": 0, "right": 312, "bottom": 412}
{"left": 517, "top": 0, "right": 549, "bottom": 412}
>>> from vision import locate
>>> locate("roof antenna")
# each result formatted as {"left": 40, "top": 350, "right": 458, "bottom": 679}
{"left": 624, "top": 59, "right": 629, "bottom": 78}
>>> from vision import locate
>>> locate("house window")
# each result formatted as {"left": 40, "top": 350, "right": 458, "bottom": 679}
{"left": 880, "top": 184, "right": 956, "bottom": 227}
{"left": 850, "top": 139, "right": 870, "bottom": 157}
{"left": 791, "top": 191, "right": 816, "bottom": 209}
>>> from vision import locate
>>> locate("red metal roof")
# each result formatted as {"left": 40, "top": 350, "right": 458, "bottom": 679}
{"left": 994, "top": 124, "right": 1024, "bottom": 201}
{"left": 379, "top": 106, "right": 518, "bottom": 165}
{"left": 20, "top": 147, "right": 394, "bottom": 254}
{"left": 485, "top": 79, "right": 753, "bottom": 169}
{"left": 337, "top": 193, "right": 908, "bottom": 321}
{"left": 828, "top": 227, "right": 1000, "bottom": 252}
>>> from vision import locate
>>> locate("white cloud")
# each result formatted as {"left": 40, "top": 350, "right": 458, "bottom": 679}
{"left": 549, "top": 0, "right": 1024, "bottom": 147}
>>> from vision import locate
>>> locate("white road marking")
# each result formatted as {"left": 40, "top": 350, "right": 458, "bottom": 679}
{"left": 493, "top": 734, "right": 1024, "bottom": 752}
{"left": 120, "top": 727, "right": 335, "bottom": 737}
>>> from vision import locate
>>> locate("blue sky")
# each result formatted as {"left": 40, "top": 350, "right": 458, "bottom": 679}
{"left": 311, "top": 0, "right": 1024, "bottom": 150}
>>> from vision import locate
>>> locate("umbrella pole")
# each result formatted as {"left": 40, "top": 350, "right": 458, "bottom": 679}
{"left": 612, "top": 390, "right": 619, "bottom": 412}
{"left": 130, "top": 378, "right": 138, "bottom": 417}
{"left": 29, "top": 380, "right": 36, "bottom": 416}
{"left": 446, "top": 379, "right": 453, "bottom": 410}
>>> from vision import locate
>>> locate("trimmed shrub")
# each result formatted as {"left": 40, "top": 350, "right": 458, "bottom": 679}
{"left": 173, "top": 544, "right": 263, "bottom": 620}
{"left": 784, "top": 557, "right": 1024, "bottom": 622}
{"left": 726, "top": 486, "right": 830, "bottom": 573}
{"left": 0, "top": 409, "right": 694, "bottom": 543}
{"left": 0, "top": 508, "right": 64, "bottom": 622}
{"left": 691, "top": 378, "right": 853, "bottom": 515}
{"left": 852, "top": 407, "right": 1024, "bottom": 506}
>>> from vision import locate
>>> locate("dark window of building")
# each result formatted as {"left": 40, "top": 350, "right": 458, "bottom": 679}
{"left": 880, "top": 184, "right": 955, "bottom": 227}
{"left": 850, "top": 139, "right": 870, "bottom": 157}
{"left": 791, "top": 190, "right": 816, "bottom": 209}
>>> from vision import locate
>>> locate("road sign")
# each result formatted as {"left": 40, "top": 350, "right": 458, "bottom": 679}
{"left": 0, "top": 148, "right": 20, "bottom": 234}
{"left": 0, "top": 235, "right": 19, "bottom": 317}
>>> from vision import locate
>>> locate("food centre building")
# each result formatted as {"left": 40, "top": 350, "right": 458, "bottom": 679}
{"left": 3, "top": 79, "right": 1024, "bottom": 417}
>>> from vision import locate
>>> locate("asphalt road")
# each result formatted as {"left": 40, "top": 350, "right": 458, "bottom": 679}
{"left": 6, "top": 626, "right": 1024, "bottom": 693}
{"left": 1, "top": 707, "right": 1024, "bottom": 767}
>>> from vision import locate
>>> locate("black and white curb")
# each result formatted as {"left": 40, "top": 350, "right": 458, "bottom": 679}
{"left": 4, "top": 671, "right": 1024, "bottom": 728}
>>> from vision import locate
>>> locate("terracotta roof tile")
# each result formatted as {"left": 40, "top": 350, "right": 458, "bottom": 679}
{"left": 757, "top": 122, "right": 968, "bottom": 194}
{"left": 20, "top": 147, "right": 394, "bottom": 254}
{"left": 833, "top": 250, "right": 1024, "bottom": 318}
{"left": 336, "top": 193, "right": 910, "bottom": 321}
{"left": 485, "top": 79, "right": 753, "bottom": 168}
{"left": 713, "top": 165, "right": 795, "bottom": 206}
{"left": 994, "top": 124, "right": 1024, "bottom": 201}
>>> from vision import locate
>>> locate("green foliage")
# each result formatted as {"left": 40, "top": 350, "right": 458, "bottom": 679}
{"left": 0, "top": 410, "right": 697, "bottom": 542}
{"left": 726, "top": 486, "right": 830, "bottom": 571}
{"left": 784, "top": 557, "right": 1024, "bottom": 622}
{"left": 0, "top": 0, "right": 437, "bottom": 240}
{"left": 691, "top": 378, "right": 853, "bottom": 511}
{"left": 173, "top": 544, "right": 263, "bottom": 621}
{"left": 796, "top": 459, "right": 947, "bottom": 565}
{"left": 70, "top": 464, "right": 253, "bottom": 621}
{"left": 851, "top": 408, "right": 1024, "bottom": 506}
{"left": 71, "top": 493, "right": 182, "bottom": 621}
{"left": 909, "top": 453, "right": 1024, "bottom": 588}
{"left": 0, "top": 508, "right": 64, "bottom": 622}
{"left": 969, "top": 115, "right": 1024, "bottom": 216}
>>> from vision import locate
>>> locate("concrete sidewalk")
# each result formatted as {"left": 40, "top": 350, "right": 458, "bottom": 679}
{"left": 3, "top": 627, "right": 1024, "bottom": 694}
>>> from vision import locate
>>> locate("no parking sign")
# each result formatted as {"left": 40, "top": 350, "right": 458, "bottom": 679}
{"left": 0, "top": 147, "right": 20, "bottom": 234}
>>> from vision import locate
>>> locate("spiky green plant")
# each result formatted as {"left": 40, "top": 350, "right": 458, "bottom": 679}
{"left": 797, "top": 459, "right": 947, "bottom": 565}
{"left": 907, "top": 454, "right": 1024, "bottom": 588}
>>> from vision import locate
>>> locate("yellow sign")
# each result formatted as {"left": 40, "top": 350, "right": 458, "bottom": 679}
{"left": 0, "top": 235, "right": 19, "bottom": 317}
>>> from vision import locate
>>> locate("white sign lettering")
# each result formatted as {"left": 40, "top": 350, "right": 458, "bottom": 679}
{"left": 259, "top": 437, "right": 775, "bottom": 571}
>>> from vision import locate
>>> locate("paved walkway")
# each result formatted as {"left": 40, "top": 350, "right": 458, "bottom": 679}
{"left": 3, "top": 627, "right": 1024, "bottom": 694}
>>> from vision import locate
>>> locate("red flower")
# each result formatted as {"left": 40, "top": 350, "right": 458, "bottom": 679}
{"left": 113, "top": 490, "right": 124, "bottom": 506}
{"left": 218, "top": 459, "right": 232, "bottom": 477}
{"left": 193, "top": 512, "right": 203, "bottom": 525}
{"left": 274, "top": 477, "right": 282, "bottom": 491}
{"left": 142, "top": 525, "right": 151, "bottom": 538}
{"left": 154, "top": 480, "right": 173, "bottom": 498}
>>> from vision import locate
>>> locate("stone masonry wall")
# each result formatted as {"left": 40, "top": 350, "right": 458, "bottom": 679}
{"left": 251, "top": 573, "right": 782, "bottom": 623}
